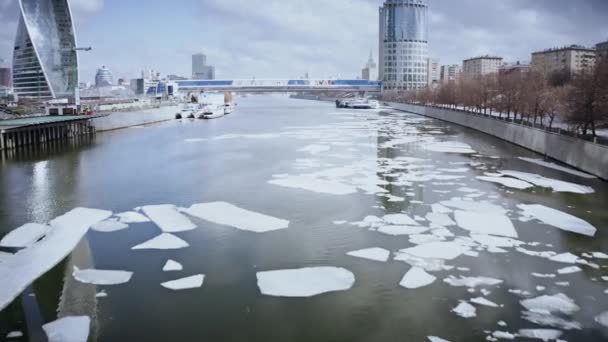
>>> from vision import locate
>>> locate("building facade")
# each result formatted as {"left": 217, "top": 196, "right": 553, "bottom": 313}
{"left": 427, "top": 58, "right": 440, "bottom": 87}
{"left": 361, "top": 51, "right": 378, "bottom": 81}
{"left": 440, "top": 64, "right": 461, "bottom": 84}
{"left": 95, "top": 66, "right": 113, "bottom": 87}
{"left": 379, "top": 0, "right": 429, "bottom": 90}
{"left": 531, "top": 45, "right": 596, "bottom": 76}
{"left": 192, "top": 53, "right": 215, "bottom": 80}
{"left": 12, "top": 0, "right": 79, "bottom": 100}
{"left": 462, "top": 56, "right": 503, "bottom": 79}
{"left": 499, "top": 62, "right": 530, "bottom": 77}
{"left": 0, "top": 68, "right": 11, "bottom": 88}
{"left": 595, "top": 41, "right": 608, "bottom": 60}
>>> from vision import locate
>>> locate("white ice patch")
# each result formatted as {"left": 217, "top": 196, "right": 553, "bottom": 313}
{"left": 115, "top": 211, "right": 150, "bottom": 223}
{"left": 43, "top": 316, "right": 90, "bottom": 342}
{"left": 0, "top": 223, "right": 49, "bottom": 248}
{"left": 6, "top": 331, "right": 23, "bottom": 338}
{"left": 595, "top": 311, "right": 608, "bottom": 327}
{"left": 470, "top": 297, "right": 499, "bottom": 307}
{"left": 557, "top": 266, "right": 581, "bottom": 275}
{"left": 399, "top": 267, "right": 436, "bottom": 289}
{"left": 269, "top": 175, "right": 358, "bottom": 195}
{"left": 423, "top": 141, "right": 476, "bottom": 154}
{"left": 517, "top": 329, "right": 563, "bottom": 341}
{"left": 256, "top": 267, "right": 355, "bottom": 297}
{"left": 184, "top": 202, "right": 289, "bottom": 233}
{"left": 298, "top": 144, "right": 330, "bottom": 154}
{"left": 498, "top": 170, "right": 594, "bottom": 194}
{"left": 161, "top": 275, "right": 204, "bottom": 290}
{"left": 377, "top": 225, "right": 429, "bottom": 236}
{"left": 163, "top": 259, "right": 183, "bottom": 272}
{"left": 91, "top": 219, "right": 129, "bottom": 233}
{"left": 520, "top": 294, "right": 580, "bottom": 315}
{"left": 518, "top": 204, "right": 596, "bottom": 237}
{"left": 73, "top": 268, "right": 133, "bottom": 285}
{"left": 452, "top": 301, "right": 477, "bottom": 318}
{"left": 549, "top": 253, "right": 580, "bottom": 264}
{"left": 0, "top": 208, "right": 111, "bottom": 311}
{"left": 518, "top": 157, "right": 596, "bottom": 179}
{"left": 428, "top": 337, "right": 451, "bottom": 342}
{"left": 426, "top": 213, "right": 455, "bottom": 227}
{"left": 476, "top": 176, "right": 534, "bottom": 190}
{"left": 132, "top": 233, "right": 189, "bottom": 250}
{"left": 454, "top": 211, "right": 518, "bottom": 238}
{"left": 397, "top": 241, "right": 470, "bottom": 260}
{"left": 444, "top": 276, "right": 503, "bottom": 288}
{"left": 347, "top": 248, "right": 390, "bottom": 262}
{"left": 382, "top": 214, "right": 419, "bottom": 226}
{"left": 441, "top": 200, "right": 508, "bottom": 214}
{"left": 142, "top": 205, "right": 197, "bottom": 233}
{"left": 471, "top": 234, "right": 524, "bottom": 248}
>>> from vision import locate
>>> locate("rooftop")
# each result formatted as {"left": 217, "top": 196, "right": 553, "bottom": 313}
{"left": 463, "top": 55, "right": 503, "bottom": 62}
{"left": 532, "top": 45, "right": 595, "bottom": 54}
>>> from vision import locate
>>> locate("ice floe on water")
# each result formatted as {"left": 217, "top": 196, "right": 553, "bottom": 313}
{"left": 595, "top": 311, "right": 608, "bottom": 327}
{"left": 163, "top": 259, "right": 183, "bottom": 272}
{"left": 73, "top": 268, "right": 133, "bottom": 285}
{"left": 184, "top": 202, "right": 289, "bottom": 233}
{"left": 498, "top": 171, "right": 594, "bottom": 194}
{"left": 454, "top": 211, "right": 518, "bottom": 238}
{"left": 428, "top": 337, "right": 451, "bottom": 342}
{"left": 142, "top": 205, "right": 197, "bottom": 233}
{"left": 444, "top": 276, "right": 503, "bottom": 288}
{"left": 470, "top": 297, "right": 499, "bottom": 307}
{"left": 518, "top": 157, "right": 596, "bottom": 179}
{"left": 256, "top": 267, "right": 355, "bottom": 297}
{"left": 347, "top": 248, "right": 390, "bottom": 262}
{"left": 132, "top": 233, "right": 189, "bottom": 250}
{"left": 161, "top": 275, "right": 204, "bottom": 290}
{"left": 0, "top": 208, "right": 111, "bottom": 311}
{"left": 298, "top": 144, "right": 331, "bottom": 154}
{"left": 397, "top": 241, "right": 470, "bottom": 261}
{"left": 269, "top": 175, "right": 358, "bottom": 195}
{"left": 0, "top": 223, "right": 49, "bottom": 248}
{"left": 43, "top": 316, "right": 90, "bottom": 342}
{"left": 520, "top": 294, "right": 580, "bottom": 315}
{"left": 399, "top": 267, "right": 436, "bottom": 289}
{"left": 476, "top": 176, "right": 534, "bottom": 190}
{"left": 517, "top": 329, "right": 563, "bottom": 341}
{"left": 441, "top": 200, "right": 508, "bottom": 214}
{"left": 557, "top": 266, "right": 581, "bottom": 275}
{"left": 91, "top": 219, "right": 129, "bottom": 233}
{"left": 423, "top": 141, "right": 476, "bottom": 154}
{"left": 115, "top": 211, "right": 150, "bottom": 223}
{"left": 518, "top": 204, "right": 597, "bottom": 237}
{"left": 6, "top": 331, "right": 23, "bottom": 339}
{"left": 452, "top": 301, "right": 477, "bottom": 318}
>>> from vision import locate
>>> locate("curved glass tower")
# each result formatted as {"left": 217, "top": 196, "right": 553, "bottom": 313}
{"left": 379, "top": 0, "right": 429, "bottom": 90}
{"left": 12, "top": 0, "right": 79, "bottom": 100}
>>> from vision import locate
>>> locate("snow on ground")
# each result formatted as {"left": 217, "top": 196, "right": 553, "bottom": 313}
{"left": 184, "top": 202, "right": 289, "bottom": 233}
{"left": 115, "top": 211, "right": 151, "bottom": 223}
{"left": 141, "top": 205, "right": 197, "bottom": 233}
{"left": 42, "top": 316, "right": 90, "bottom": 342}
{"left": 0, "top": 208, "right": 111, "bottom": 311}
{"left": 163, "top": 260, "right": 183, "bottom": 272}
{"left": 161, "top": 275, "right": 205, "bottom": 290}
{"left": 518, "top": 204, "right": 597, "bottom": 237}
{"left": 0, "top": 223, "right": 49, "bottom": 248}
{"left": 399, "top": 267, "right": 437, "bottom": 289}
{"left": 454, "top": 211, "right": 518, "bottom": 238}
{"left": 73, "top": 268, "right": 133, "bottom": 285}
{"left": 256, "top": 267, "right": 355, "bottom": 297}
{"left": 132, "top": 233, "right": 190, "bottom": 250}
{"left": 91, "top": 219, "right": 129, "bottom": 233}
{"left": 347, "top": 248, "right": 390, "bottom": 262}
{"left": 518, "top": 158, "right": 596, "bottom": 179}
{"left": 498, "top": 171, "right": 594, "bottom": 194}
{"left": 476, "top": 176, "right": 534, "bottom": 190}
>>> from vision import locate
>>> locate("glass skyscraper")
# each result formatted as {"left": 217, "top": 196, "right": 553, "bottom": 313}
{"left": 379, "top": 0, "right": 429, "bottom": 90}
{"left": 12, "top": 0, "right": 79, "bottom": 100}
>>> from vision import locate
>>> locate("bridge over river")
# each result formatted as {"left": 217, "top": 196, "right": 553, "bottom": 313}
{"left": 161, "top": 79, "right": 382, "bottom": 94}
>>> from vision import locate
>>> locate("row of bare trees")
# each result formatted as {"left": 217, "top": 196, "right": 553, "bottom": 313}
{"left": 382, "top": 58, "right": 608, "bottom": 137}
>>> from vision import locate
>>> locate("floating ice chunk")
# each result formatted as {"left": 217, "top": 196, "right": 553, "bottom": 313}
{"left": 557, "top": 266, "right": 581, "bottom": 275}
{"left": 517, "top": 329, "right": 563, "bottom": 341}
{"left": 518, "top": 157, "right": 596, "bottom": 179}
{"left": 298, "top": 144, "right": 330, "bottom": 154}
{"left": 454, "top": 211, "right": 518, "bottom": 238}
{"left": 452, "top": 301, "right": 477, "bottom": 318}
{"left": 492, "top": 331, "right": 515, "bottom": 339}
{"left": 6, "top": 331, "right": 23, "bottom": 339}
{"left": 0, "top": 208, "right": 111, "bottom": 311}
{"left": 73, "top": 268, "right": 132, "bottom": 285}
{"left": 399, "top": 267, "right": 436, "bottom": 289}
{"left": 516, "top": 247, "right": 557, "bottom": 259}
{"left": 556, "top": 282, "right": 570, "bottom": 287}
{"left": 595, "top": 311, "right": 608, "bottom": 327}
{"left": 476, "top": 176, "right": 534, "bottom": 190}
{"left": 257, "top": 267, "right": 355, "bottom": 297}
{"left": 426, "top": 213, "right": 455, "bottom": 227}
{"left": 347, "top": 248, "right": 390, "bottom": 262}
{"left": 269, "top": 176, "right": 358, "bottom": 195}
{"left": 377, "top": 225, "right": 428, "bottom": 236}
{"left": 161, "top": 275, "right": 204, "bottom": 290}
{"left": 95, "top": 291, "right": 107, "bottom": 298}
{"left": 409, "top": 234, "right": 444, "bottom": 245}
{"left": 497, "top": 321, "right": 507, "bottom": 327}
{"left": 423, "top": 141, "right": 476, "bottom": 154}
{"left": 163, "top": 259, "right": 183, "bottom": 272}
{"left": 471, "top": 234, "right": 523, "bottom": 249}
{"left": 333, "top": 220, "right": 347, "bottom": 225}
{"left": 517, "top": 204, "right": 596, "bottom": 237}
{"left": 536, "top": 286, "right": 546, "bottom": 292}
{"left": 441, "top": 200, "right": 508, "bottom": 214}
{"left": 531, "top": 273, "right": 556, "bottom": 279}
{"left": 520, "top": 294, "right": 580, "bottom": 315}
{"left": 141, "top": 205, "right": 196, "bottom": 233}
{"left": 591, "top": 252, "right": 608, "bottom": 259}
{"left": 91, "top": 219, "right": 129, "bottom": 233}
{"left": 471, "top": 297, "right": 499, "bottom": 307}
{"left": 132, "top": 233, "right": 189, "bottom": 250}
{"left": 521, "top": 311, "right": 581, "bottom": 330}
{"left": 432, "top": 204, "right": 453, "bottom": 214}
{"left": 549, "top": 253, "right": 580, "bottom": 264}
{"left": 444, "top": 276, "right": 503, "bottom": 288}
{"left": 383, "top": 214, "right": 419, "bottom": 226}
{"left": 0, "top": 223, "right": 49, "bottom": 248}
{"left": 394, "top": 253, "right": 450, "bottom": 272}
{"left": 115, "top": 211, "right": 150, "bottom": 223}
{"left": 43, "top": 316, "right": 90, "bottom": 342}
{"left": 431, "top": 227, "right": 454, "bottom": 238}
{"left": 498, "top": 171, "right": 594, "bottom": 194}
{"left": 428, "top": 336, "right": 451, "bottom": 342}
{"left": 398, "top": 241, "right": 470, "bottom": 260}
{"left": 0, "top": 251, "right": 11, "bottom": 263}
{"left": 185, "top": 202, "right": 289, "bottom": 233}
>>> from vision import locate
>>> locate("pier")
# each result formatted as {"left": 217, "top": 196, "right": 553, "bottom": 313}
{"left": 0, "top": 116, "right": 96, "bottom": 151}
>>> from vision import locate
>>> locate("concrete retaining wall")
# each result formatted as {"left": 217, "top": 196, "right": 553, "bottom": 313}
{"left": 390, "top": 102, "right": 608, "bottom": 180}
{"left": 92, "top": 105, "right": 179, "bottom": 132}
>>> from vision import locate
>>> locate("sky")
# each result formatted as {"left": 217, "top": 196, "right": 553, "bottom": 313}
{"left": 1, "top": 0, "right": 607, "bottom": 83}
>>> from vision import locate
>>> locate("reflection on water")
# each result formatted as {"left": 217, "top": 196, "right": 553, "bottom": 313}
{"left": 0, "top": 96, "right": 607, "bottom": 341}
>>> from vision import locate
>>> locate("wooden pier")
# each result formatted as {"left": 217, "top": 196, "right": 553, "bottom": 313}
{"left": 0, "top": 116, "right": 96, "bottom": 151}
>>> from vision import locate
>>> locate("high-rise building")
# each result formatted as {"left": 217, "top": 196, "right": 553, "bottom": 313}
{"left": 427, "top": 58, "right": 440, "bottom": 87}
{"left": 379, "top": 0, "right": 429, "bottom": 90}
{"left": 597, "top": 40, "right": 608, "bottom": 60}
{"left": 95, "top": 66, "right": 113, "bottom": 87}
{"left": 192, "top": 53, "right": 215, "bottom": 80}
{"left": 531, "top": 45, "right": 596, "bottom": 76}
{"left": 440, "top": 64, "right": 462, "bottom": 84}
{"left": 12, "top": 0, "right": 79, "bottom": 100}
{"left": 0, "top": 68, "right": 11, "bottom": 88}
{"left": 462, "top": 56, "right": 503, "bottom": 79}
{"left": 361, "top": 50, "right": 378, "bottom": 81}
{"left": 499, "top": 62, "right": 530, "bottom": 77}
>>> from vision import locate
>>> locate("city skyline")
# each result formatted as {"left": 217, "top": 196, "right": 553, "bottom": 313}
{"left": 0, "top": 0, "right": 607, "bottom": 82}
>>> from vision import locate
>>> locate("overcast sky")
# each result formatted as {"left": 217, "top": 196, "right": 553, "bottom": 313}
{"left": 1, "top": 0, "right": 607, "bottom": 82}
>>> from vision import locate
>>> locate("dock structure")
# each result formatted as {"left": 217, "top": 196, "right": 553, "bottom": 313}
{"left": 0, "top": 116, "right": 97, "bottom": 151}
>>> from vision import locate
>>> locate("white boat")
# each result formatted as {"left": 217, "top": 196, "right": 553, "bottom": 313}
{"left": 350, "top": 98, "right": 379, "bottom": 109}
{"left": 198, "top": 104, "right": 225, "bottom": 119}
{"left": 195, "top": 92, "right": 226, "bottom": 119}
{"left": 176, "top": 103, "right": 199, "bottom": 119}
{"left": 224, "top": 103, "right": 235, "bottom": 114}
